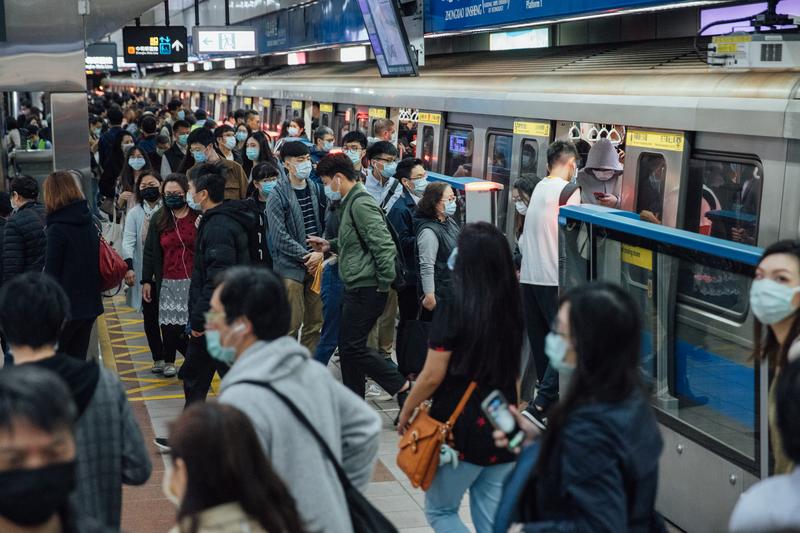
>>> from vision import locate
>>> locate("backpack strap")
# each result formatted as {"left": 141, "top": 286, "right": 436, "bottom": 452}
{"left": 380, "top": 179, "right": 401, "bottom": 211}
{"left": 559, "top": 181, "right": 580, "bottom": 207}
{"left": 344, "top": 191, "right": 372, "bottom": 253}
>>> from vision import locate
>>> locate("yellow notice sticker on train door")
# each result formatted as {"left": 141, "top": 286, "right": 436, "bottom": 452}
{"left": 369, "top": 108, "right": 387, "bottom": 119}
{"left": 243, "top": 97, "right": 252, "bottom": 105}
{"left": 262, "top": 99, "right": 271, "bottom": 107}
{"left": 626, "top": 129, "right": 685, "bottom": 152}
{"left": 320, "top": 103, "right": 333, "bottom": 113}
{"left": 418, "top": 112, "right": 442, "bottom": 125}
{"left": 291, "top": 101, "right": 303, "bottom": 110}
{"left": 513, "top": 121, "right": 551, "bottom": 137}
{"left": 621, "top": 245, "right": 653, "bottom": 270}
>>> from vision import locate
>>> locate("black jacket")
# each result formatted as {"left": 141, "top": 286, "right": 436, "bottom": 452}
{"left": 517, "top": 389, "right": 664, "bottom": 532}
{"left": 162, "top": 144, "right": 186, "bottom": 175}
{"left": 45, "top": 200, "right": 103, "bottom": 320}
{"left": 387, "top": 190, "right": 418, "bottom": 288}
{"left": 2, "top": 201, "right": 47, "bottom": 283}
{"left": 188, "top": 201, "right": 252, "bottom": 331}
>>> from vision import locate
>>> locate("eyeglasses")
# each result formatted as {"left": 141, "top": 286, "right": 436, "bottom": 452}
{"left": 374, "top": 157, "right": 395, "bottom": 164}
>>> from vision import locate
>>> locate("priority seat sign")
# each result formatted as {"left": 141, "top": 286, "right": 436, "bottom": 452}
{"left": 123, "top": 26, "right": 188, "bottom": 63}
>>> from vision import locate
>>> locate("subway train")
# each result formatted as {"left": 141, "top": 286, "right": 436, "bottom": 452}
{"left": 108, "top": 36, "right": 800, "bottom": 532}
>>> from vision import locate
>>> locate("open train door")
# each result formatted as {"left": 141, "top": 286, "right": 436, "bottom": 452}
{"left": 415, "top": 110, "right": 446, "bottom": 172}
{"left": 508, "top": 119, "right": 552, "bottom": 239}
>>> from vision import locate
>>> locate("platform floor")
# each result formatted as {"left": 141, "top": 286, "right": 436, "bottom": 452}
{"left": 101, "top": 298, "right": 473, "bottom": 532}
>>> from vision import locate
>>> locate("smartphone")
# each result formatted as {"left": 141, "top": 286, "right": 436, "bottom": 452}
{"left": 593, "top": 191, "right": 606, "bottom": 200}
{"left": 481, "top": 390, "right": 526, "bottom": 449}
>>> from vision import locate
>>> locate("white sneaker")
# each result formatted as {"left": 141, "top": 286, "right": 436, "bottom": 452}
{"left": 365, "top": 383, "right": 383, "bottom": 397}
{"left": 151, "top": 360, "right": 165, "bottom": 374}
{"left": 163, "top": 364, "right": 177, "bottom": 377}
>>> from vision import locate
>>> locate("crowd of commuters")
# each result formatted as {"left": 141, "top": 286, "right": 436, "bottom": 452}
{"left": 0, "top": 91, "right": 797, "bottom": 533}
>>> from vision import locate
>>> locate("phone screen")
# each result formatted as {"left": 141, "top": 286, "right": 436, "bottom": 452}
{"left": 482, "top": 391, "right": 525, "bottom": 449}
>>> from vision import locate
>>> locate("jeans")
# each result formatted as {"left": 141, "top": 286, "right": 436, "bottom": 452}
{"left": 314, "top": 262, "right": 344, "bottom": 366}
{"left": 180, "top": 334, "right": 229, "bottom": 407}
{"left": 521, "top": 284, "right": 560, "bottom": 411}
{"left": 89, "top": 178, "right": 102, "bottom": 219}
{"left": 60, "top": 318, "right": 96, "bottom": 361}
{"left": 425, "top": 461, "right": 514, "bottom": 533}
{"left": 339, "top": 286, "right": 407, "bottom": 398}
{"left": 284, "top": 276, "right": 323, "bottom": 354}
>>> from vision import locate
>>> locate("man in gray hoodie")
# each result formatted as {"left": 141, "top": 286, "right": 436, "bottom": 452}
{"left": 212, "top": 266, "right": 382, "bottom": 533}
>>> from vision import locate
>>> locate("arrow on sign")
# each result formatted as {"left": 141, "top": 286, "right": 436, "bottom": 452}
{"left": 203, "top": 37, "right": 213, "bottom": 46}
{"left": 172, "top": 40, "right": 184, "bottom": 51}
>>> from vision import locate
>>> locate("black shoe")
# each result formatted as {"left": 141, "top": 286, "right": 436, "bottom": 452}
{"left": 154, "top": 437, "right": 171, "bottom": 454}
{"left": 522, "top": 406, "right": 548, "bottom": 431}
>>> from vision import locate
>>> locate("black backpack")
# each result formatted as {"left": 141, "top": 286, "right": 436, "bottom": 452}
{"left": 225, "top": 199, "right": 271, "bottom": 267}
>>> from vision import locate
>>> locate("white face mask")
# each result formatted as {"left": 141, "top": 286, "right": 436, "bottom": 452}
{"left": 515, "top": 201, "right": 528, "bottom": 215}
{"left": 162, "top": 465, "right": 181, "bottom": 508}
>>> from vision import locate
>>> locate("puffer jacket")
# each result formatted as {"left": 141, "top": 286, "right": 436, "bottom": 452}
{"left": 2, "top": 200, "right": 47, "bottom": 282}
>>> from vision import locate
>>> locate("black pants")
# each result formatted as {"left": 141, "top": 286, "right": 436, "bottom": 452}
{"left": 521, "top": 284, "right": 560, "bottom": 411}
{"left": 180, "top": 334, "right": 229, "bottom": 407}
{"left": 60, "top": 319, "right": 96, "bottom": 361}
{"left": 339, "top": 287, "right": 407, "bottom": 399}
{"left": 141, "top": 296, "right": 164, "bottom": 362}
{"left": 397, "top": 285, "right": 421, "bottom": 322}
{"left": 160, "top": 324, "right": 187, "bottom": 364}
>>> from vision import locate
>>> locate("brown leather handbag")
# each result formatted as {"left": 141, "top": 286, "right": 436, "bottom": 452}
{"left": 397, "top": 382, "right": 477, "bottom": 490}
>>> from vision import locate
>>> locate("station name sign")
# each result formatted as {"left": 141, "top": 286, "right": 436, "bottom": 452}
{"left": 123, "top": 26, "right": 188, "bottom": 63}
{"left": 85, "top": 42, "right": 118, "bottom": 71}
{"left": 192, "top": 26, "right": 256, "bottom": 55}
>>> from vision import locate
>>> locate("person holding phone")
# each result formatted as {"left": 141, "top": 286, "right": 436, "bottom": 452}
{"left": 396, "top": 222, "right": 523, "bottom": 533}
{"left": 493, "top": 282, "right": 665, "bottom": 532}
{"left": 576, "top": 138, "right": 623, "bottom": 208}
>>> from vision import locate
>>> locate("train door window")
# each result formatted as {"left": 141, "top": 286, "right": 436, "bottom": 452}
{"left": 272, "top": 107, "right": 284, "bottom": 132}
{"left": 398, "top": 108, "right": 417, "bottom": 159}
{"left": 357, "top": 113, "right": 369, "bottom": 136}
{"left": 485, "top": 132, "right": 513, "bottom": 230}
{"left": 635, "top": 153, "right": 667, "bottom": 224}
{"left": 421, "top": 126, "right": 434, "bottom": 170}
{"left": 334, "top": 111, "right": 350, "bottom": 145}
{"left": 444, "top": 127, "right": 473, "bottom": 176}
{"left": 520, "top": 139, "right": 539, "bottom": 182}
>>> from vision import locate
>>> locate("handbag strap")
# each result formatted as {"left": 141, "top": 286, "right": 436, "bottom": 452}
{"left": 232, "top": 379, "right": 355, "bottom": 491}
{"left": 446, "top": 381, "right": 478, "bottom": 428}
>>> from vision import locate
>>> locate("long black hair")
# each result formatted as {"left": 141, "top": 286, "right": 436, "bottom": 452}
{"left": 752, "top": 239, "right": 800, "bottom": 371}
{"left": 242, "top": 131, "right": 278, "bottom": 177}
{"left": 536, "top": 282, "right": 643, "bottom": 476}
{"left": 170, "top": 402, "right": 305, "bottom": 533}
{"left": 448, "top": 222, "right": 522, "bottom": 392}
{"left": 119, "top": 145, "right": 152, "bottom": 193}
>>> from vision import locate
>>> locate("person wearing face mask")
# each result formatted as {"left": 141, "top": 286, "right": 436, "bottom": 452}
{"left": 0, "top": 274, "right": 151, "bottom": 530}
{"left": 310, "top": 126, "right": 335, "bottom": 183}
{"left": 2, "top": 176, "right": 47, "bottom": 284}
{"left": 519, "top": 140, "right": 581, "bottom": 427}
{"left": 0, "top": 366, "right": 112, "bottom": 533}
{"left": 213, "top": 124, "right": 242, "bottom": 164}
{"left": 510, "top": 175, "right": 536, "bottom": 271}
{"left": 492, "top": 282, "right": 664, "bottom": 533}
{"left": 750, "top": 240, "right": 800, "bottom": 475}
{"left": 148, "top": 134, "right": 172, "bottom": 180}
{"left": 122, "top": 171, "right": 165, "bottom": 365}
{"left": 136, "top": 114, "right": 159, "bottom": 156}
{"left": 245, "top": 109, "right": 261, "bottom": 133}
{"left": 166, "top": 99, "right": 185, "bottom": 126}
{"left": 163, "top": 402, "right": 304, "bottom": 533}
{"left": 190, "top": 108, "right": 208, "bottom": 131}
{"left": 234, "top": 123, "right": 250, "bottom": 151}
{"left": 117, "top": 146, "right": 153, "bottom": 213}
{"left": 242, "top": 131, "right": 282, "bottom": 181}
{"left": 161, "top": 120, "right": 191, "bottom": 177}
{"left": 364, "top": 141, "right": 403, "bottom": 212}
{"left": 182, "top": 127, "right": 248, "bottom": 200}
{"left": 575, "top": 138, "right": 623, "bottom": 208}
{"left": 266, "top": 140, "right": 326, "bottom": 353}
{"left": 638, "top": 157, "right": 667, "bottom": 225}
{"left": 341, "top": 130, "right": 368, "bottom": 180}
{"left": 245, "top": 163, "right": 280, "bottom": 270}
{"left": 210, "top": 266, "right": 382, "bottom": 533}
{"left": 100, "top": 130, "right": 135, "bottom": 200}
{"left": 415, "top": 181, "right": 461, "bottom": 316}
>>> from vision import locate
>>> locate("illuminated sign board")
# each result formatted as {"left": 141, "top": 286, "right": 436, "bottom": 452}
{"left": 357, "top": 0, "right": 417, "bottom": 77}
{"left": 192, "top": 27, "right": 257, "bottom": 55}
{"left": 123, "top": 26, "right": 188, "bottom": 63}
{"left": 85, "top": 42, "right": 118, "bottom": 71}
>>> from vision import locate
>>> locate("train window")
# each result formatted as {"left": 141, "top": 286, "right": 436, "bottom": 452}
{"left": 334, "top": 112, "right": 349, "bottom": 145}
{"left": 485, "top": 132, "right": 512, "bottom": 231}
{"left": 357, "top": 114, "right": 369, "bottom": 137}
{"left": 399, "top": 119, "right": 417, "bottom": 159}
{"left": 520, "top": 139, "right": 539, "bottom": 181}
{"left": 444, "top": 127, "right": 473, "bottom": 176}
{"left": 421, "top": 126, "right": 434, "bottom": 170}
{"left": 635, "top": 153, "right": 667, "bottom": 223}
{"left": 272, "top": 107, "right": 284, "bottom": 132}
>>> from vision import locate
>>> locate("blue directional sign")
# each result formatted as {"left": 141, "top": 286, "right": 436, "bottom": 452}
{"left": 123, "top": 26, "right": 188, "bottom": 63}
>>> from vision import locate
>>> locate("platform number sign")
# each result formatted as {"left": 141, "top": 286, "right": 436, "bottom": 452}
{"left": 123, "top": 26, "right": 188, "bottom": 63}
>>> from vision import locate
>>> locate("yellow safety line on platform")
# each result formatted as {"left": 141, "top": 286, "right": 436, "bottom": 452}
{"left": 97, "top": 315, "right": 117, "bottom": 374}
{"left": 128, "top": 394, "right": 186, "bottom": 402}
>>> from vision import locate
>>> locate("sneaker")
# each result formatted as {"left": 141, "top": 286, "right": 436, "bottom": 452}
{"left": 522, "top": 406, "right": 548, "bottom": 431}
{"left": 365, "top": 383, "right": 383, "bottom": 397}
{"left": 153, "top": 438, "right": 171, "bottom": 454}
{"left": 163, "top": 364, "right": 177, "bottom": 378}
{"left": 151, "top": 360, "right": 165, "bottom": 374}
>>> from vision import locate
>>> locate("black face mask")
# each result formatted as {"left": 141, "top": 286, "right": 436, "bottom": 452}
{"left": 0, "top": 461, "right": 76, "bottom": 526}
{"left": 141, "top": 186, "right": 161, "bottom": 202}
{"left": 164, "top": 194, "right": 186, "bottom": 210}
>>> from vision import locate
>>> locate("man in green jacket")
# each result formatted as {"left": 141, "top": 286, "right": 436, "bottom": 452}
{"left": 308, "top": 154, "right": 411, "bottom": 403}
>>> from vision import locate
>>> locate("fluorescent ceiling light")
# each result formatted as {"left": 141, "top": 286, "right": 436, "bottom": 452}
{"left": 340, "top": 46, "right": 367, "bottom": 62}
{"left": 490, "top": 28, "right": 549, "bottom": 51}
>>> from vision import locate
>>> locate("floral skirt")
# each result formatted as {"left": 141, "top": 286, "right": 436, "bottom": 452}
{"left": 159, "top": 278, "right": 190, "bottom": 326}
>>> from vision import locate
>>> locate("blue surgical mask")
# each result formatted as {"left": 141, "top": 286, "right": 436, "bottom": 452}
{"left": 447, "top": 247, "right": 458, "bottom": 271}
{"left": 177, "top": 134, "right": 189, "bottom": 146}
{"left": 545, "top": 332, "right": 575, "bottom": 375}
{"left": 381, "top": 161, "right": 397, "bottom": 179}
{"left": 224, "top": 136, "right": 237, "bottom": 150}
{"left": 412, "top": 178, "right": 428, "bottom": 195}
{"left": 92, "top": 127, "right": 102, "bottom": 137}
{"left": 750, "top": 278, "right": 800, "bottom": 325}
{"left": 177, "top": 110, "right": 186, "bottom": 120}
{"left": 323, "top": 140, "right": 334, "bottom": 151}
{"left": 246, "top": 147, "right": 259, "bottom": 161}
{"left": 325, "top": 185, "right": 341, "bottom": 201}
{"left": 235, "top": 131, "right": 248, "bottom": 142}
{"left": 345, "top": 149, "right": 362, "bottom": 166}
{"left": 444, "top": 199, "right": 457, "bottom": 216}
{"left": 205, "top": 330, "right": 236, "bottom": 366}
{"left": 186, "top": 191, "right": 202, "bottom": 211}
{"left": 288, "top": 126, "right": 300, "bottom": 137}
{"left": 515, "top": 201, "right": 528, "bottom": 216}
{"left": 128, "top": 157, "right": 146, "bottom": 171}
{"left": 192, "top": 149, "right": 207, "bottom": 163}
{"left": 261, "top": 181, "right": 276, "bottom": 195}
{"left": 293, "top": 160, "right": 312, "bottom": 180}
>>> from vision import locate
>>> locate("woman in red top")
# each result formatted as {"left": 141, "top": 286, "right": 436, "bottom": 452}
{"left": 141, "top": 173, "right": 199, "bottom": 378}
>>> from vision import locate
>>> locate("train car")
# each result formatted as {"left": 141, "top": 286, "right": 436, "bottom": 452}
{"left": 109, "top": 36, "right": 800, "bottom": 531}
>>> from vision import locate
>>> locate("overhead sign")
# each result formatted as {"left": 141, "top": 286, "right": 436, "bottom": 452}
{"left": 123, "top": 26, "right": 188, "bottom": 63}
{"left": 192, "top": 26, "right": 257, "bottom": 55}
{"left": 418, "top": 112, "right": 442, "bottom": 125}
{"left": 369, "top": 107, "right": 387, "bottom": 119}
{"left": 513, "top": 120, "right": 550, "bottom": 137}
{"left": 85, "top": 43, "right": 118, "bottom": 72}
{"left": 627, "top": 129, "right": 685, "bottom": 152}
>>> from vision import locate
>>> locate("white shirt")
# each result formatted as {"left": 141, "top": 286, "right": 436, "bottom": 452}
{"left": 729, "top": 467, "right": 800, "bottom": 533}
{"left": 364, "top": 168, "right": 403, "bottom": 213}
{"left": 519, "top": 177, "right": 580, "bottom": 286}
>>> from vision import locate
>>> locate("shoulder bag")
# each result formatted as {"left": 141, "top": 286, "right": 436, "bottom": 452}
{"left": 233, "top": 380, "right": 398, "bottom": 533}
{"left": 97, "top": 224, "right": 128, "bottom": 293}
{"left": 397, "top": 381, "right": 477, "bottom": 490}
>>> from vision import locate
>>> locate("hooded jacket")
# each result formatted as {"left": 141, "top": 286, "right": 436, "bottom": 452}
{"left": 218, "top": 337, "right": 382, "bottom": 533}
{"left": 2, "top": 200, "right": 47, "bottom": 282}
{"left": 44, "top": 200, "right": 103, "bottom": 320}
{"left": 188, "top": 201, "right": 253, "bottom": 331}
{"left": 576, "top": 139, "right": 623, "bottom": 206}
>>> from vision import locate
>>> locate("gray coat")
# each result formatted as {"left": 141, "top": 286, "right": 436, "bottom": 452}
{"left": 219, "top": 337, "right": 382, "bottom": 533}
{"left": 121, "top": 201, "right": 162, "bottom": 310}
{"left": 265, "top": 178, "right": 326, "bottom": 283}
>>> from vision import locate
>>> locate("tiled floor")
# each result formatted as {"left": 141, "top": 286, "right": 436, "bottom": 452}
{"left": 101, "top": 298, "right": 472, "bottom": 533}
